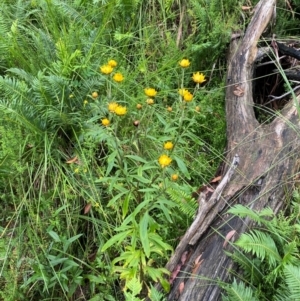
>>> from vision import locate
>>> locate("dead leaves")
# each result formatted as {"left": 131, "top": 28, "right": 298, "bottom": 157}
{"left": 66, "top": 156, "right": 79, "bottom": 164}
{"left": 84, "top": 203, "right": 92, "bottom": 214}
{"left": 192, "top": 254, "right": 204, "bottom": 275}
{"left": 223, "top": 230, "right": 237, "bottom": 248}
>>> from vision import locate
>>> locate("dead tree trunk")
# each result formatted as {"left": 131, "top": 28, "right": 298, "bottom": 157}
{"left": 164, "top": 0, "right": 300, "bottom": 300}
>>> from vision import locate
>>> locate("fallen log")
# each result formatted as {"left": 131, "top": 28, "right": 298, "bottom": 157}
{"left": 160, "top": 0, "right": 300, "bottom": 299}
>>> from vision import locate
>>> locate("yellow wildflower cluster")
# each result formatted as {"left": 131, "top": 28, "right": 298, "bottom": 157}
{"left": 178, "top": 88, "right": 193, "bottom": 102}
{"left": 100, "top": 59, "right": 124, "bottom": 83}
{"left": 108, "top": 102, "right": 127, "bottom": 116}
{"left": 114, "top": 105, "right": 127, "bottom": 116}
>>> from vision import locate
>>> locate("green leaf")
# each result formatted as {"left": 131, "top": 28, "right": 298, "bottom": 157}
{"left": 48, "top": 230, "right": 61, "bottom": 242}
{"left": 160, "top": 277, "right": 171, "bottom": 293}
{"left": 101, "top": 230, "right": 131, "bottom": 252}
{"left": 122, "top": 192, "right": 131, "bottom": 219}
{"left": 125, "top": 155, "right": 148, "bottom": 164}
{"left": 155, "top": 112, "right": 167, "bottom": 126}
{"left": 106, "top": 150, "right": 118, "bottom": 176}
{"left": 174, "top": 155, "right": 190, "bottom": 179}
{"left": 132, "top": 175, "right": 151, "bottom": 184}
{"left": 139, "top": 212, "right": 150, "bottom": 257}
{"left": 107, "top": 190, "right": 129, "bottom": 207}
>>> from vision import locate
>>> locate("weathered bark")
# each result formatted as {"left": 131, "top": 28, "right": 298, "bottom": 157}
{"left": 163, "top": 0, "right": 300, "bottom": 300}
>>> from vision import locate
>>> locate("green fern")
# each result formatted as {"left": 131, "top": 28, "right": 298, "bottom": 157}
{"left": 224, "top": 250, "right": 263, "bottom": 286}
{"left": 236, "top": 230, "right": 281, "bottom": 268}
{"left": 222, "top": 278, "right": 258, "bottom": 301}
{"left": 166, "top": 187, "right": 197, "bottom": 218}
{"left": 283, "top": 265, "right": 300, "bottom": 298}
{"left": 227, "top": 204, "right": 274, "bottom": 226}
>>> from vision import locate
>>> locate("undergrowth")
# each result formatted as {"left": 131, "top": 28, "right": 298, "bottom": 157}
{"left": 0, "top": 0, "right": 298, "bottom": 300}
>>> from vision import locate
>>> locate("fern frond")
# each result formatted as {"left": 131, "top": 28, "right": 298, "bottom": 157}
{"left": 166, "top": 187, "right": 197, "bottom": 218}
{"left": 283, "top": 265, "right": 300, "bottom": 298}
{"left": 225, "top": 251, "right": 262, "bottom": 285}
{"left": 235, "top": 230, "right": 281, "bottom": 268}
{"left": 228, "top": 204, "right": 274, "bottom": 226}
{"left": 222, "top": 278, "right": 258, "bottom": 301}
{"left": 148, "top": 285, "right": 166, "bottom": 301}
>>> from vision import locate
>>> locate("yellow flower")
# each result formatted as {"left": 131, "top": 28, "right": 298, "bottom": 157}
{"left": 136, "top": 103, "right": 142, "bottom": 109}
{"left": 158, "top": 154, "right": 172, "bottom": 168}
{"left": 108, "top": 59, "right": 117, "bottom": 67}
{"left": 92, "top": 91, "right": 99, "bottom": 99}
{"left": 113, "top": 72, "right": 124, "bottom": 83}
{"left": 114, "top": 105, "right": 127, "bottom": 116}
{"left": 192, "top": 72, "right": 206, "bottom": 84}
{"left": 100, "top": 64, "right": 113, "bottom": 75}
{"left": 179, "top": 59, "right": 191, "bottom": 68}
{"left": 164, "top": 141, "right": 174, "bottom": 150}
{"left": 144, "top": 88, "right": 157, "bottom": 97}
{"left": 178, "top": 88, "right": 189, "bottom": 97}
{"left": 101, "top": 118, "right": 110, "bottom": 126}
{"left": 167, "top": 106, "right": 172, "bottom": 112}
{"left": 108, "top": 102, "right": 119, "bottom": 112}
{"left": 146, "top": 98, "right": 154, "bottom": 105}
{"left": 171, "top": 174, "right": 179, "bottom": 181}
{"left": 183, "top": 92, "right": 193, "bottom": 102}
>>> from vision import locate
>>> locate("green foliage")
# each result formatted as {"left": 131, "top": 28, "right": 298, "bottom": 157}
{"left": 0, "top": 0, "right": 240, "bottom": 300}
{"left": 222, "top": 200, "right": 300, "bottom": 301}
{"left": 275, "top": 0, "right": 300, "bottom": 36}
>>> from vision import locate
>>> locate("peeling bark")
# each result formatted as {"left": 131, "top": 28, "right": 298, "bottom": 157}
{"left": 158, "top": 0, "right": 300, "bottom": 300}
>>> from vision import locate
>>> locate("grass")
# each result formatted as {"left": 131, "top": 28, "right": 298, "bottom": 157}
{"left": 0, "top": 0, "right": 299, "bottom": 300}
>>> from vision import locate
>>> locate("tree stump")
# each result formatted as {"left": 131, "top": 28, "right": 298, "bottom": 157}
{"left": 163, "top": 0, "right": 300, "bottom": 300}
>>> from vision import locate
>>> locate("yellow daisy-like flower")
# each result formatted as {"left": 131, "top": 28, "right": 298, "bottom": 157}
{"left": 113, "top": 72, "right": 124, "bottom": 83}
{"left": 92, "top": 91, "right": 99, "bottom": 99}
{"left": 114, "top": 105, "right": 127, "bottom": 116}
{"left": 171, "top": 174, "right": 179, "bottom": 181}
{"left": 164, "top": 141, "right": 174, "bottom": 150}
{"left": 108, "top": 102, "right": 119, "bottom": 112}
{"left": 183, "top": 91, "right": 193, "bottom": 102}
{"left": 101, "top": 118, "right": 110, "bottom": 126}
{"left": 108, "top": 59, "right": 117, "bottom": 67}
{"left": 144, "top": 88, "right": 157, "bottom": 97}
{"left": 192, "top": 72, "right": 206, "bottom": 84}
{"left": 100, "top": 64, "right": 113, "bottom": 75}
{"left": 179, "top": 59, "right": 191, "bottom": 68}
{"left": 146, "top": 98, "right": 154, "bottom": 105}
{"left": 178, "top": 88, "right": 189, "bottom": 97}
{"left": 158, "top": 154, "right": 172, "bottom": 168}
